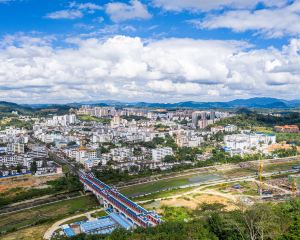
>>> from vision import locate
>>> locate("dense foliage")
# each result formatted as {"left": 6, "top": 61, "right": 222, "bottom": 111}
{"left": 0, "top": 118, "right": 34, "bottom": 130}
{"left": 77, "top": 115, "right": 111, "bottom": 124}
{"left": 54, "top": 199, "right": 300, "bottom": 240}
{"left": 121, "top": 115, "right": 148, "bottom": 121}
{"left": 216, "top": 111, "right": 300, "bottom": 129}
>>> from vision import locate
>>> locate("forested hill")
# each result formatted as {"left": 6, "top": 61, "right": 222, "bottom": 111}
{"left": 0, "top": 101, "right": 33, "bottom": 114}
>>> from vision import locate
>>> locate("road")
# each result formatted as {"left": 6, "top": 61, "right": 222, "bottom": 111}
{"left": 0, "top": 195, "right": 88, "bottom": 217}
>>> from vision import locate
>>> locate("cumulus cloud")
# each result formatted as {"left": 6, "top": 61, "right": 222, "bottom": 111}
{"left": 0, "top": 35, "right": 300, "bottom": 103}
{"left": 105, "top": 0, "right": 151, "bottom": 22}
{"left": 152, "top": 0, "right": 289, "bottom": 12}
{"left": 191, "top": 1, "right": 300, "bottom": 37}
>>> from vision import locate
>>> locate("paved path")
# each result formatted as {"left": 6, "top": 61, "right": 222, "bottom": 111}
{"left": 43, "top": 208, "right": 103, "bottom": 240}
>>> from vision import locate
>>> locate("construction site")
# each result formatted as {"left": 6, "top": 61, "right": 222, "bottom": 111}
{"left": 136, "top": 157, "right": 300, "bottom": 215}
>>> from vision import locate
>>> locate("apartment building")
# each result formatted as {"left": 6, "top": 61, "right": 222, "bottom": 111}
{"left": 152, "top": 147, "right": 173, "bottom": 162}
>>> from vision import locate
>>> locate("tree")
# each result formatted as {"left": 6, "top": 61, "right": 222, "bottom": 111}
{"left": 16, "top": 164, "right": 22, "bottom": 173}
{"left": 163, "top": 155, "right": 177, "bottom": 163}
{"left": 133, "top": 147, "right": 142, "bottom": 156}
{"left": 99, "top": 146, "right": 109, "bottom": 154}
{"left": 67, "top": 141, "right": 77, "bottom": 146}
{"left": 30, "top": 160, "right": 37, "bottom": 173}
{"left": 153, "top": 137, "right": 165, "bottom": 145}
{"left": 1, "top": 163, "right": 7, "bottom": 170}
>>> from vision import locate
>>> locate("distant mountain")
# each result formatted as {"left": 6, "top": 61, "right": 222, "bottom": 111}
{"left": 70, "top": 97, "right": 298, "bottom": 109}
{"left": 7, "top": 97, "right": 300, "bottom": 110}
{"left": 226, "top": 97, "right": 290, "bottom": 108}
{"left": 0, "top": 101, "right": 34, "bottom": 113}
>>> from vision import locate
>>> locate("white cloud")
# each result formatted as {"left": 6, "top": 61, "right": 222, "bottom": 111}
{"left": 105, "top": 0, "right": 151, "bottom": 22}
{"left": 152, "top": 0, "right": 288, "bottom": 12}
{"left": 45, "top": 10, "right": 83, "bottom": 20}
{"left": 46, "top": 2, "right": 102, "bottom": 20}
{"left": 1, "top": 35, "right": 300, "bottom": 103}
{"left": 69, "top": 2, "right": 103, "bottom": 14}
{"left": 0, "top": 0, "right": 15, "bottom": 3}
{"left": 192, "top": 1, "right": 300, "bottom": 37}
{"left": 73, "top": 2, "right": 102, "bottom": 11}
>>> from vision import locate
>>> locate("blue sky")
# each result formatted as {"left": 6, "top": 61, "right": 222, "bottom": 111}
{"left": 0, "top": 0, "right": 300, "bottom": 103}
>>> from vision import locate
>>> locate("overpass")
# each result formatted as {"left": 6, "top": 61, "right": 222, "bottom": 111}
{"left": 80, "top": 173, "right": 162, "bottom": 228}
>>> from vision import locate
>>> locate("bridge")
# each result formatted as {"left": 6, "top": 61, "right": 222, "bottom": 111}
{"left": 80, "top": 173, "right": 162, "bottom": 228}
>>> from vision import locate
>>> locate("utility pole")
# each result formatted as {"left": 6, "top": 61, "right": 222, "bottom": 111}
{"left": 292, "top": 178, "right": 297, "bottom": 198}
{"left": 258, "top": 157, "right": 263, "bottom": 196}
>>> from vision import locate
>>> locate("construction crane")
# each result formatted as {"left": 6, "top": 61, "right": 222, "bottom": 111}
{"left": 258, "top": 157, "right": 263, "bottom": 195}
{"left": 292, "top": 178, "right": 297, "bottom": 197}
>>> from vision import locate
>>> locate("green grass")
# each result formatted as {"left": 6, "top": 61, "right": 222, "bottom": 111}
{"left": 221, "top": 168, "right": 256, "bottom": 178}
{"left": 161, "top": 206, "right": 193, "bottom": 222}
{"left": 0, "top": 195, "right": 98, "bottom": 235}
{"left": 253, "top": 126, "right": 300, "bottom": 145}
{"left": 120, "top": 178, "right": 189, "bottom": 197}
{"left": 263, "top": 160, "right": 300, "bottom": 172}
{"left": 77, "top": 115, "right": 111, "bottom": 124}
{"left": 133, "top": 186, "right": 198, "bottom": 201}
{"left": 276, "top": 132, "right": 300, "bottom": 145}
{"left": 254, "top": 126, "right": 274, "bottom": 134}
{"left": 90, "top": 210, "right": 106, "bottom": 219}
{"left": 61, "top": 216, "right": 88, "bottom": 225}
{"left": 120, "top": 173, "right": 222, "bottom": 197}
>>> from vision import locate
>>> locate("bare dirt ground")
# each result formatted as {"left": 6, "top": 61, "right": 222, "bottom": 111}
{"left": 159, "top": 185, "right": 243, "bottom": 212}
{"left": 1, "top": 223, "right": 51, "bottom": 240}
{"left": 0, "top": 174, "right": 63, "bottom": 192}
{"left": 268, "top": 143, "right": 300, "bottom": 152}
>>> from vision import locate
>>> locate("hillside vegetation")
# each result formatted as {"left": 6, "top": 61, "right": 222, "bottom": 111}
{"left": 54, "top": 199, "right": 300, "bottom": 240}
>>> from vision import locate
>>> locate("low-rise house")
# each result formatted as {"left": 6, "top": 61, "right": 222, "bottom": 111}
{"left": 274, "top": 125, "right": 299, "bottom": 133}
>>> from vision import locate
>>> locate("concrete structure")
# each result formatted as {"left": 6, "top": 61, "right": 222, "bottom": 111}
{"left": 152, "top": 147, "right": 173, "bottom": 162}
{"left": 224, "top": 133, "right": 276, "bottom": 156}
{"left": 224, "top": 125, "right": 238, "bottom": 132}
{"left": 7, "top": 143, "right": 25, "bottom": 154}
{"left": 47, "top": 114, "right": 76, "bottom": 126}
{"left": 80, "top": 173, "right": 161, "bottom": 228}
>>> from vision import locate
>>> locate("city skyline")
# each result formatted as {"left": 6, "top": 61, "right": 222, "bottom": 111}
{"left": 1, "top": 0, "right": 300, "bottom": 103}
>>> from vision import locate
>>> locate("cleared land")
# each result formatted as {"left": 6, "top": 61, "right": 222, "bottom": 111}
{"left": 0, "top": 174, "right": 62, "bottom": 193}
{"left": 0, "top": 195, "right": 99, "bottom": 239}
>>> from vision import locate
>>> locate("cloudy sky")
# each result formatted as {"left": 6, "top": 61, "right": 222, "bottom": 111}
{"left": 1, "top": 0, "right": 300, "bottom": 103}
